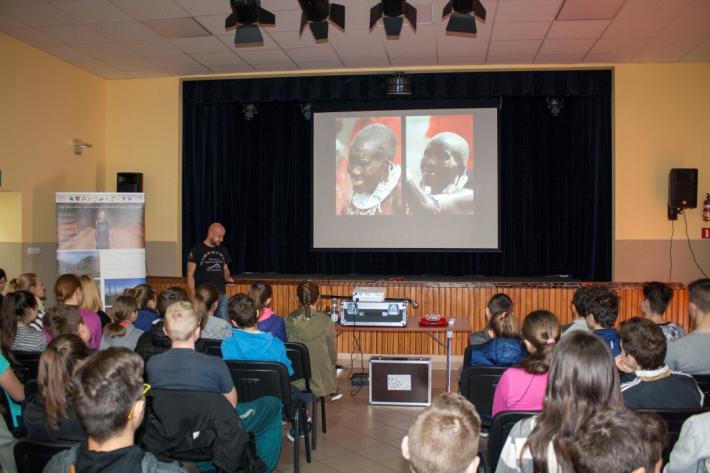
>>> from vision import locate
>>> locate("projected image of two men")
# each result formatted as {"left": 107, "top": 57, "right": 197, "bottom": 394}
{"left": 336, "top": 115, "right": 474, "bottom": 216}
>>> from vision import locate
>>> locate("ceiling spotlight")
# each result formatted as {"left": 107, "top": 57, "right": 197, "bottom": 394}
{"left": 386, "top": 75, "right": 412, "bottom": 95}
{"left": 370, "top": 0, "right": 417, "bottom": 37}
{"left": 442, "top": 0, "right": 486, "bottom": 34}
{"left": 547, "top": 97, "right": 564, "bottom": 117}
{"left": 298, "top": 0, "right": 345, "bottom": 41}
{"left": 225, "top": 0, "right": 275, "bottom": 45}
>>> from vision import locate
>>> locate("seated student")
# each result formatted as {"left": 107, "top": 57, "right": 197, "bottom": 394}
{"left": 24, "top": 334, "right": 89, "bottom": 442}
{"left": 664, "top": 411, "right": 710, "bottom": 473}
{"left": 470, "top": 310, "right": 525, "bottom": 367}
{"left": 286, "top": 281, "right": 338, "bottom": 399}
{"left": 145, "top": 302, "right": 283, "bottom": 473}
{"left": 1, "top": 290, "right": 48, "bottom": 353}
{"left": 8, "top": 272, "right": 47, "bottom": 331}
{"left": 134, "top": 286, "right": 189, "bottom": 362}
{"left": 43, "top": 348, "right": 187, "bottom": 473}
{"left": 618, "top": 317, "right": 703, "bottom": 409}
{"left": 44, "top": 304, "right": 93, "bottom": 347}
{"left": 250, "top": 282, "right": 287, "bottom": 343}
{"left": 401, "top": 392, "right": 481, "bottom": 473}
{"left": 130, "top": 284, "right": 159, "bottom": 331}
{"left": 561, "top": 285, "right": 593, "bottom": 336}
{"left": 666, "top": 278, "right": 710, "bottom": 375}
{"left": 100, "top": 295, "right": 144, "bottom": 350}
{"left": 641, "top": 281, "right": 686, "bottom": 341}
{"left": 584, "top": 285, "right": 622, "bottom": 357}
{"left": 492, "top": 310, "right": 560, "bottom": 417}
{"left": 0, "top": 351, "right": 24, "bottom": 473}
{"left": 568, "top": 407, "right": 667, "bottom": 473}
{"left": 221, "top": 294, "right": 294, "bottom": 376}
{"left": 470, "top": 293, "right": 513, "bottom": 346}
{"left": 194, "top": 283, "right": 232, "bottom": 340}
{"left": 54, "top": 273, "right": 102, "bottom": 350}
{"left": 79, "top": 275, "right": 110, "bottom": 328}
{"left": 496, "top": 331, "right": 623, "bottom": 473}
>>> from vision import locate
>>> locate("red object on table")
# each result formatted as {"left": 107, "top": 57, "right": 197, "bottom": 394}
{"left": 419, "top": 316, "right": 449, "bottom": 327}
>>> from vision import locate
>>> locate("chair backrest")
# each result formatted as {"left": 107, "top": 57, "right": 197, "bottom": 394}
{"left": 14, "top": 438, "right": 77, "bottom": 473}
{"left": 463, "top": 345, "right": 475, "bottom": 367}
{"left": 11, "top": 351, "right": 42, "bottom": 383}
{"left": 225, "top": 360, "right": 292, "bottom": 405}
{"left": 459, "top": 365, "right": 507, "bottom": 419}
{"left": 488, "top": 411, "right": 539, "bottom": 472}
{"left": 285, "top": 342, "right": 312, "bottom": 390}
{"left": 640, "top": 408, "right": 708, "bottom": 465}
{"left": 198, "top": 339, "right": 223, "bottom": 357}
{"left": 692, "top": 375, "right": 710, "bottom": 408}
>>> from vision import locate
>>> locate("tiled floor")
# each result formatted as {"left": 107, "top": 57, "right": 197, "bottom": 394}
{"left": 273, "top": 370, "right": 452, "bottom": 473}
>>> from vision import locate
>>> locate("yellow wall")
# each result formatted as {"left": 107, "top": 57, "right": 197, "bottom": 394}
{"left": 0, "top": 192, "right": 22, "bottom": 242}
{"left": 615, "top": 63, "right": 710, "bottom": 240}
{"left": 0, "top": 32, "right": 106, "bottom": 243}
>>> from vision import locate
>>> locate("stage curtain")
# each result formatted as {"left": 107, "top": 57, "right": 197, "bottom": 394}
{"left": 182, "top": 70, "right": 611, "bottom": 280}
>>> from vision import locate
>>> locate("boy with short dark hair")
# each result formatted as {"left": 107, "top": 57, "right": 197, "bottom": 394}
{"left": 641, "top": 281, "right": 686, "bottom": 341}
{"left": 584, "top": 286, "right": 622, "bottom": 356}
{"left": 618, "top": 317, "right": 703, "bottom": 409}
{"left": 568, "top": 407, "right": 666, "bottom": 473}
{"left": 43, "top": 347, "right": 186, "bottom": 473}
{"left": 401, "top": 392, "right": 481, "bottom": 473}
{"left": 562, "top": 285, "right": 593, "bottom": 336}
{"left": 666, "top": 278, "right": 710, "bottom": 374}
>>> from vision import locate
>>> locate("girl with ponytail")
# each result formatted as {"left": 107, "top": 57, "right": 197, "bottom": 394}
{"left": 0, "top": 290, "right": 48, "bottom": 356}
{"left": 99, "top": 295, "right": 143, "bottom": 350}
{"left": 24, "top": 334, "right": 90, "bottom": 442}
{"left": 491, "top": 310, "right": 560, "bottom": 417}
{"left": 8, "top": 272, "right": 47, "bottom": 330}
{"left": 470, "top": 308, "right": 526, "bottom": 367}
{"left": 286, "top": 281, "right": 338, "bottom": 399}
{"left": 250, "top": 282, "right": 286, "bottom": 342}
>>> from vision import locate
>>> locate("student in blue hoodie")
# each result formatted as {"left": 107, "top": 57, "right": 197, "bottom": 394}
{"left": 470, "top": 310, "right": 526, "bottom": 367}
{"left": 584, "top": 286, "right": 622, "bottom": 357}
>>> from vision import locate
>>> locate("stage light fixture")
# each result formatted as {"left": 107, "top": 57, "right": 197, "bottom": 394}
{"left": 442, "top": 0, "right": 486, "bottom": 34}
{"left": 386, "top": 74, "right": 412, "bottom": 95}
{"left": 370, "top": 0, "right": 417, "bottom": 37}
{"left": 547, "top": 97, "right": 563, "bottom": 117}
{"left": 300, "top": 103, "right": 313, "bottom": 120}
{"left": 243, "top": 103, "right": 258, "bottom": 120}
{"left": 225, "top": 0, "right": 275, "bottom": 45}
{"left": 298, "top": 0, "right": 345, "bottom": 41}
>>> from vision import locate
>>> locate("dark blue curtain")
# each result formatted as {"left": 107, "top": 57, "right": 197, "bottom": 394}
{"left": 182, "top": 70, "right": 612, "bottom": 280}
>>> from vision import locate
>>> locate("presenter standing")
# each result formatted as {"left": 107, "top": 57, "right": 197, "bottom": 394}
{"left": 187, "top": 223, "right": 234, "bottom": 321}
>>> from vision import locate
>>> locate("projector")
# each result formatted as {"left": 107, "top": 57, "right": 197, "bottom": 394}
{"left": 352, "top": 287, "right": 386, "bottom": 302}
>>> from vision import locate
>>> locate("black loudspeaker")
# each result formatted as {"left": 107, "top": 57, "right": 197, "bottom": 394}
{"left": 668, "top": 168, "right": 697, "bottom": 220}
{"left": 117, "top": 172, "right": 143, "bottom": 193}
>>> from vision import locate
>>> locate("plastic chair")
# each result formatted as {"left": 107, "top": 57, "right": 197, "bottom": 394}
{"left": 14, "top": 438, "right": 77, "bottom": 473}
{"left": 459, "top": 365, "right": 507, "bottom": 425}
{"left": 285, "top": 342, "right": 326, "bottom": 450}
{"left": 197, "top": 338, "right": 223, "bottom": 357}
{"left": 225, "top": 360, "right": 311, "bottom": 473}
{"left": 692, "top": 375, "right": 710, "bottom": 408}
{"left": 639, "top": 408, "right": 708, "bottom": 465}
{"left": 486, "top": 411, "right": 539, "bottom": 473}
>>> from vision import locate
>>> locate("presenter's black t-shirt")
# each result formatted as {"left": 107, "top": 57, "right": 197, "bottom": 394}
{"left": 187, "top": 242, "right": 232, "bottom": 294}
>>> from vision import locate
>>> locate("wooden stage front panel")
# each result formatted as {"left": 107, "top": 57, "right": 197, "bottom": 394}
{"left": 147, "top": 277, "right": 689, "bottom": 356}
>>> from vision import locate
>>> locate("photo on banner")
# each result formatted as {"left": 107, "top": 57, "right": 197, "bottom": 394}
{"left": 56, "top": 193, "right": 146, "bottom": 307}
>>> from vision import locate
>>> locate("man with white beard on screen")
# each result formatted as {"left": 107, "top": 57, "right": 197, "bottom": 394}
{"left": 406, "top": 132, "right": 474, "bottom": 215}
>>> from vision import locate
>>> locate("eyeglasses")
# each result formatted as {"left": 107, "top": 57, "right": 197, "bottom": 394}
{"left": 128, "top": 383, "right": 151, "bottom": 420}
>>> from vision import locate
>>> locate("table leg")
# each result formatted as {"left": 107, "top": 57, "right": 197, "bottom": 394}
{"left": 446, "top": 329, "right": 453, "bottom": 392}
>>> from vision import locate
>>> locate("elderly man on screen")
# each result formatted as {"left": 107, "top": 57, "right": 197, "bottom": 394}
{"left": 406, "top": 132, "right": 474, "bottom": 215}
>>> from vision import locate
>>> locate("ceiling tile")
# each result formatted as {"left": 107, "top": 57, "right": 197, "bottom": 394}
{"left": 546, "top": 20, "right": 609, "bottom": 39}
{"left": 556, "top": 0, "right": 625, "bottom": 20}
{"left": 535, "top": 52, "right": 586, "bottom": 63}
{"left": 216, "top": 32, "right": 281, "bottom": 50}
{"left": 329, "top": 27, "right": 384, "bottom": 47}
{"left": 616, "top": 0, "right": 693, "bottom": 20}
{"left": 383, "top": 23, "right": 437, "bottom": 58}
{"left": 269, "top": 28, "right": 336, "bottom": 48}
{"left": 150, "top": 52, "right": 204, "bottom": 68}
{"left": 0, "top": 10, "right": 24, "bottom": 28}
{"left": 661, "top": 17, "right": 710, "bottom": 37}
{"left": 590, "top": 36, "right": 651, "bottom": 56}
{"left": 237, "top": 48, "right": 292, "bottom": 65}
{"left": 42, "top": 43, "right": 91, "bottom": 61}
{"left": 208, "top": 64, "right": 255, "bottom": 73}
{"left": 109, "top": 0, "right": 189, "bottom": 20}
{"left": 0, "top": 3, "right": 78, "bottom": 26}
{"left": 332, "top": 43, "right": 388, "bottom": 61}
{"left": 438, "top": 55, "right": 486, "bottom": 65}
{"left": 91, "top": 21, "right": 163, "bottom": 43}
{"left": 284, "top": 45, "right": 339, "bottom": 62}
{"left": 127, "top": 70, "right": 169, "bottom": 78}
{"left": 488, "top": 39, "right": 542, "bottom": 55}
{"left": 191, "top": 51, "right": 247, "bottom": 67}
{"left": 538, "top": 37, "right": 596, "bottom": 54}
{"left": 54, "top": 0, "right": 131, "bottom": 23}
{"left": 486, "top": 53, "right": 536, "bottom": 63}
{"left": 72, "top": 42, "right": 133, "bottom": 57}
{"left": 584, "top": 52, "right": 634, "bottom": 62}
{"left": 683, "top": 48, "right": 710, "bottom": 62}
{"left": 602, "top": 18, "right": 670, "bottom": 38}
{"left": 123, "top": 39, "right": 183, "bottom": 57}
{"left": 251, "top": 62, "right": 299, "bottom": 71}
{"left": 639, "top": 34, "right": 706, "bottom": 56}
{"left": 2, "top": 27, "right": 63, "bottom": 47}
{"left": 342, "top": 58, "right": 391, "bottom": 68}
{"left": 41, "top": 24, "right": 108, "bottom": 44}
{"left": 340, "top": 0, "right": 375, "bottom": 30}
{"left": 390, "top": 56, "right": 438, "bottom": 66}
{"left": 492, "top": 21, "right": 550, "bottom": 40}
{"left": 295, "top": 60, "right": 344, "bottom": 69}
{"left": 174, "top": 0, "right": 230, "bottom": 16}
{"left": 261, "top": 0, "right": 300, "bottom": 11}
{"left": 170, "top": 36, "right": 229, "bottom": 53}
{"left": 496, "top": 0, "right": 564, "bottom": 22}
{"left": 161, "top": 64, "right": 210, "bottom": 75}
{"left": 194, "top": 14, "right": 230, "bottom": 35}
{"left": 71, "top": 59, "right": 129, "bottom": 78}
{"left": 267, "top": 9, "right": 300, "bottom": 32}
{"left": 680, "top": 0, "right": 710, "bottom": 18}
{"left": 143, "top": 17, "right": 211, "bottom": 38}
{"left": 436, "top": 28, "right": 489, "bottom": 57}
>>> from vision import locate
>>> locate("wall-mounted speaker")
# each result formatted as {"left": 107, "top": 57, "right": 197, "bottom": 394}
{"left": 668, "top": 168, "right": 697, "bottom": 220}
{"left": 117, "top": 172, "right": 143, "bottom": 193}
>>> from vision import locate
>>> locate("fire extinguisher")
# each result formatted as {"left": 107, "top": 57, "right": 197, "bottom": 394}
{"left": 704, "top": 193, "right": 710, "bottom": 222}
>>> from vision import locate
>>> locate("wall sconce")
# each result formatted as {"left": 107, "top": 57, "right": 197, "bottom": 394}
{"left": 73, "top": 139, "right": 92, "bottom": 155}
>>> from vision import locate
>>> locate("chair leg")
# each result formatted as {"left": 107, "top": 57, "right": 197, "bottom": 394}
{"left": 311, "top": 395, "right": 317, "bottom": 450}
{"left": 302, "top": 406, "right": 311, "bottom": 463}
{"left": 293, "top": 410, "right": 300, "bottom": 473}
{"left": 320, "top": 397, "right": 327, "bottom": 433}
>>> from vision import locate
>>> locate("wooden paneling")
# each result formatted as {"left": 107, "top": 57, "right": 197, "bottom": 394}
{"left": 148, "top": 277, "right": 688, "bottom": 356}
